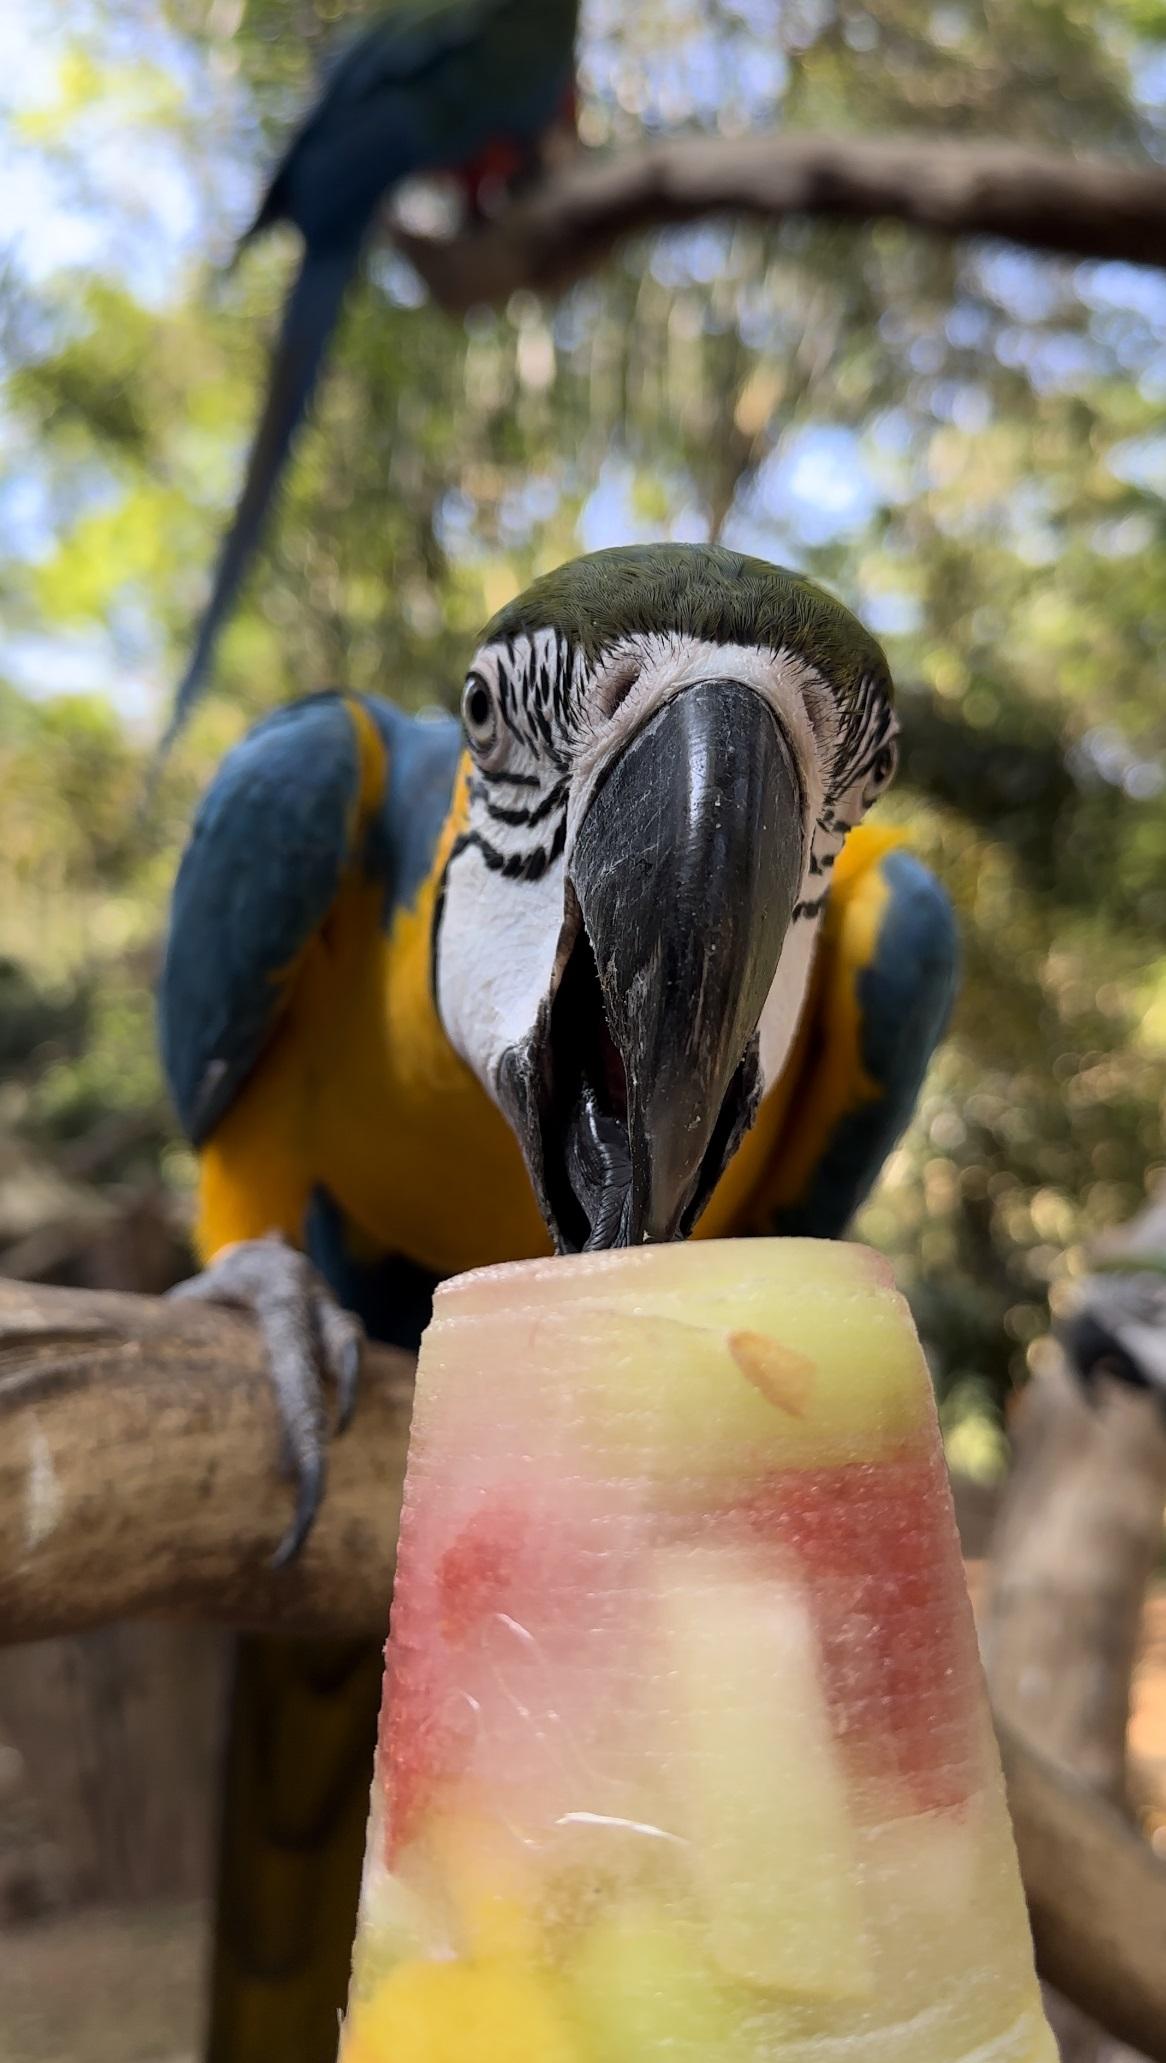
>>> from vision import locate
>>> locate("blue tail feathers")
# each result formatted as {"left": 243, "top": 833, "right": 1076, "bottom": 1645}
{"left": 158, "top": 236, "right": 363, "bottom": 762}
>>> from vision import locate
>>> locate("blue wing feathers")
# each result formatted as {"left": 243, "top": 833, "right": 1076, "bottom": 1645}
{"left": 856, "top": 850, "right": 960, "bottom": 1101}
{"left": 159, "top": 694, "right": 363, "bottom": 1144}
{"left": 361, "top": 701, "right": 463, "bottom": 917}
{"left": 776, "top": 850, "right": 959, "bottom": 1239}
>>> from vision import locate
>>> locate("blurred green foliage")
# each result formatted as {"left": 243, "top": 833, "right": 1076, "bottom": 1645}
{"left": 1, "top": 0, "right": 1163, "bottom": 1467}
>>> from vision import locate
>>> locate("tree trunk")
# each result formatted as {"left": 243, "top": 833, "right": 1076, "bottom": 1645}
{"left": 984, "top": 1337, "right": 1166, "bottom": 2061}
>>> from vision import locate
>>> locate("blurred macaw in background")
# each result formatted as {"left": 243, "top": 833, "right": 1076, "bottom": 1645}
{"left": 164, "top": 0, "right": 580, "bottom": 756}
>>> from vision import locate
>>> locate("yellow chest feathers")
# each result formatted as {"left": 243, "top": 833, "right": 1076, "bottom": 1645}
{"left": 289, "top": 768, "right": 553, "bottom": 1277}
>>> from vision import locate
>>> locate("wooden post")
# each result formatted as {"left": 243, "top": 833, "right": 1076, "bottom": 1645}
{"left": 983, "top": 1318, "right": 1166, "bottom": 2060}
{"left": 984, "top": 1337, "right": 1166, "bottom": 1807}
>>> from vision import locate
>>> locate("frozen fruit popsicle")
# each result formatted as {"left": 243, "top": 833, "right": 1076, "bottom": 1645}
{"left": 339, "top": 1239, "right": 1056, "bottom": 2063}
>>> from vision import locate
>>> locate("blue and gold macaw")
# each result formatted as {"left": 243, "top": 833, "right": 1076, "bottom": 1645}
{"left": 159, "top": 543, "right": 957, "bottom": 2060}
{"left": 165, "top": 0, "right": 579, "bottom": 753}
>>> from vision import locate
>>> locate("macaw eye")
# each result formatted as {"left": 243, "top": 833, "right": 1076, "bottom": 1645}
{"left": 868, "top": 740, "right": 898, "bottom": 792}
{"left": 462, "top": 672, "right": 499, "bottom": 754}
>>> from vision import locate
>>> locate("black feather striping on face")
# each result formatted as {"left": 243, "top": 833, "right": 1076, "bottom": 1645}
{"left": 448, "top": 819, "right": 567, "bottom": 883}
{"left": 455, "top": 636, "right": 576, "bottom": 880}
{"left": 481, "top": 779, "right": 569, "bottom": 829}
{"left": 477, "top": 763, "right": 541, "bottom": 789}
{"left": 827, "top": 669, "right": 899, "bottom": 802}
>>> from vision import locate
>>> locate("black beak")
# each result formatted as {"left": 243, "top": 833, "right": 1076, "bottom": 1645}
{"left": 501, "top": 680, "right": 805, "bottom": 1252}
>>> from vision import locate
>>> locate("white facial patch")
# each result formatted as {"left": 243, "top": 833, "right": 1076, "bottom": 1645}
{"left": 436, "top": 837, "right": 566, "bottom": 1104}
{"left": 755, "top": 915, "right": 821, "bottom": 1093}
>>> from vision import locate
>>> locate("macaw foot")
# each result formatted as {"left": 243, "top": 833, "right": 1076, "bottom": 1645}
{"left": 170, "top": 1237, "right": 363, "bottom": 1567}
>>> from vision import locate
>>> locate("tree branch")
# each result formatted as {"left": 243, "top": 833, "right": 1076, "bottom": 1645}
{"left": 984, "top": 1338, "right": 1166, "bottom": 1807}
{"left": 392, "top": 132, "right": 1166, "bottom": 314}
{"left": 983, "top": 1338, "right": 1166, "bottom": 2058}
{"left": 3, "top": 1276, "right": 1166, "bottom": 2054}
{"left": 0, "top": 1277, "right": 411, "bottom": 1642}
{"left": 1000, "top": 1725, "right": 1166, "bottom": 2062}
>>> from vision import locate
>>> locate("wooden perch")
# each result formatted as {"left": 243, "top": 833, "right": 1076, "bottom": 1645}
{"left": 4, "top": 1278, "right": 1166, "bottom": 2054}
{"left": 984, "top": 1338, "right": 1166, "bottom": 2058}
{"left": 0, "top": 1277, "right": 413, "bottom": 1642}
{"left": 984, "top": 1337, "right": 1166, "bottom": 1808}
{"left": 983, "top": 1193, "right": 1166, "bottom": 2057}
{"left": 999, "top": 1723, "right": 1166, "bottom": 2062}
{"left": 393, "top": 131, "right": 1166, "bottom": 314}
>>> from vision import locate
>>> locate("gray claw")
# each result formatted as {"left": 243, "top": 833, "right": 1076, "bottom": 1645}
{"left": 272, "top": 1448, "right": 325, "bottom": 1571}
{"left": 168, "top": 1236, "right": 364, "bottom": 1564}
{"left": 313, "top": 1292, "right": 364, "bottom": 1434}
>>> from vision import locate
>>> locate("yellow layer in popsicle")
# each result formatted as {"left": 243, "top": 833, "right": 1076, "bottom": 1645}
{"left": 339, "top": 1958, "right": 577, "bottom": 2063}
{"left": 426, "top": 1239, "right": 933, "bottom": 1488}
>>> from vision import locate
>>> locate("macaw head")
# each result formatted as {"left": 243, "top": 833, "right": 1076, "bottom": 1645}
{"left": 434, "top": 543, "right": 899, "bottom": 1252}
